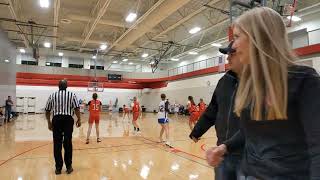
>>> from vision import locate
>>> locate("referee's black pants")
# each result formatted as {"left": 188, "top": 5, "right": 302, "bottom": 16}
{"left": 52, "top": 115, "right": 74, "bottom": 170}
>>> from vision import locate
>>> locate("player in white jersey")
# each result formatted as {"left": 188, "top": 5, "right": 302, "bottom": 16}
{"left": 158, "top": 94, "right": 170, "bottom": 145}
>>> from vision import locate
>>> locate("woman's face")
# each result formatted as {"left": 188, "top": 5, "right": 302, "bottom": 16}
{"left": 232, "top": 26, "right": 250, "bottom": 65}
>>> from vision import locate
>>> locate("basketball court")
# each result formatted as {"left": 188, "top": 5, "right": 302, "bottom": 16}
{"left": 0, "top": 113, "right": 216, "bottom": 179}
{"left": 0, "top": 0, "right": 320, "bottom": 179}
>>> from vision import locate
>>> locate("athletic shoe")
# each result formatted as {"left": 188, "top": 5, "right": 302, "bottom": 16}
{"left": 55, "top": 169, "right": 61, "bottom": 175}
{"left": 66, "top": 167, "right": 73, "bottom": 174}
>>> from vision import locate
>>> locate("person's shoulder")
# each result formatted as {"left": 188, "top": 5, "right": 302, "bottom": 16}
{"left": 66, "top": 90, "right": 76, "bottom": 95}
{"left": 50, "top": 91, "right": 58, "bottom": 97}
{"left": 289, "top": 65, "right": 319, "bottom": 79}
{"left": 288, "top": 65, "right": 319, "bottom": 77}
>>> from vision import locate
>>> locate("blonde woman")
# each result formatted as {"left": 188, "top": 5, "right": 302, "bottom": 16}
{"left": 205, "top": 7, "right": 320, "bottom": 179}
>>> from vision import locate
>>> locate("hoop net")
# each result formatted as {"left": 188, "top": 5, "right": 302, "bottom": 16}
{"left": 88, "top": 81, "right": 104, "bottom": 92}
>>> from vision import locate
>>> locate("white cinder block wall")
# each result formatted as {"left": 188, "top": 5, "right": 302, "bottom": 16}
{"left": 16, "top": 86, "right": 140, "bottom": 113}
{"left": 15, "top": 72, "right": 225, "bottom": 113}
{"left": 312, "top": 57, "right": 320, "bottom": 73}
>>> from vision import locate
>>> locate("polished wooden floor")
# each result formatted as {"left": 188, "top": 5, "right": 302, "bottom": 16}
{"left": 0, "top": 112, "right": 217, "bottom": 180}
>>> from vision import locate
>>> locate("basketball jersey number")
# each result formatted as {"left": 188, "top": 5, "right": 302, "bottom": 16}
{"left": 93, "top": 103, "right": 100, "bottom": 111}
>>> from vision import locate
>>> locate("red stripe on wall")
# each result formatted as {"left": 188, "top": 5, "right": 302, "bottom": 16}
{"left": 294, "top": 43, "right": 320, "bottom": 56}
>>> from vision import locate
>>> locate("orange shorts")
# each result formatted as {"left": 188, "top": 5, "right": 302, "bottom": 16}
{"left": 132, "top": 112, "right": 140, "bottom": 121}
{"left": 89, "top": 114, "right": 100, "bottom": 124}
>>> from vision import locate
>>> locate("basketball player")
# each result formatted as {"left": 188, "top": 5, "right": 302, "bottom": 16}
{"left": 86, "top": 93, "right": 102, "bottom": 144}
{"left": 198, "top": 98, "right": 207, "bottom": 117}
{"left": 158, "top": 94, "right": 170, "bottom": 145}
{"left": 187, "top": 96, "right": 200, "bottom": 130}
{"left": 132, "top": 97, "right": 141, "bottom": 133}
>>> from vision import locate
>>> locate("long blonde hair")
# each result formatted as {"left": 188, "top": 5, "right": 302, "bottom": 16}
{"left": 234, "top": 7, "right": 296, "bottom": 120}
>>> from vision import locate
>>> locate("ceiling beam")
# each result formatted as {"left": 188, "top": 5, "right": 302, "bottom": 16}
{"left": 67, "top": 14, "right": 158, "bottom": 33}
{"left": 68, "top": 14, "right": 127, "bottom": 28}
{"left": 139, "top": 0, "right": 223, "bottom": 48}
{"left": 81, "top": 0, "right": 112, "bottom": 47}
{"left": 63, "top": 37, "right": 109, "bottom": 44}
{"left": 146, "top": 17, "right": 229, "bottom": 60}
{"left": 106, "top": 0, "right": 166, "bottom": 51}
{"left": 107, "top": 0, "right": 194, "bottom": 52}
{"left": 7, "top": 0, "right": 29, "bottom": 48}
{"left": 53, "top": 0, "right": 60, "bottom": 52}
{"left": 4, "top": 29, "right": 58, "bottom": 38}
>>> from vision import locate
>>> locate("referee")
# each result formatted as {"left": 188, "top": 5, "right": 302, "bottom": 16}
{"left": 45, "top": 79, "right": 81, "bottom": 175}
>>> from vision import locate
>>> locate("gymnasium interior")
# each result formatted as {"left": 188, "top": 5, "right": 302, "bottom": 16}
{"left": 0, "top": 0, "right": 320, "bottom": 179}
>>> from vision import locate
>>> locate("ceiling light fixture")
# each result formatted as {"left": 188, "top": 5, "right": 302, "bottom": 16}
{"left": 19, "top": 49, "right": 25, "bottom": 53}
{"left": 58, "top": 52, "right": 63, "bottom": 56}
{"left": 211, "top": 43, "right": 222, "bottom": 47}
{"left": 188, "top": 51, "right": 198, "bottom": 55}
{"left": 189, "top": 27, "right": 201, "bottom": 34}
{"left": 100, "top": 44, "right": 107, "bottom": 50}
{"left": 122, "top": 58, "right": 128, "bottom": 62}
{"left": 39, "top": 0, "right": 49, "bottom": 8}
{"left": 142, "top": 53, "right": 148, "bottom": 58}
{"left": 126, "top": 13, "right": 137, "bottom": 22}
{"left": 287, "top": 15, "right": 301, "bottom": 22}
{"left": 4, "top": 59, "right": 10, "bottom": 63}
{"left": 171, "top": 58, "right": 179, "bottom": 61}
{"left": 46, "top": 62, "right": 50, "bottom": 66}
{"left": 92, "top": 55, "right": 97, "bottom": 59}
{"left": 113, "top": 61, "right": 118, "bottom": 64}
{"left": 128, "top": 62, "right": 133, "bottom": 65}
{"left": 44, "top": 42, "right": 51, "bottom": 48}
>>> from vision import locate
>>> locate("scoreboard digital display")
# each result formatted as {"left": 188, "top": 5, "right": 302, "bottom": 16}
{"left": 108, "top": 74, "right": 122, "bottom": 81}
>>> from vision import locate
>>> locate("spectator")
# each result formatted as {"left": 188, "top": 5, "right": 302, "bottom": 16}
{"left": 5, "top": 96, "right": 13, "bottom": 123}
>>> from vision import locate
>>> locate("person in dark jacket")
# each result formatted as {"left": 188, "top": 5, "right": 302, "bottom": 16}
{"left": 5, "top": 96, "right": 13, "bottom": 123}
{"left": 189, "top": 41, "right": 243, "bottom": 180}
{"left": 206, "top": 7, "right": 320, "bottom": 180}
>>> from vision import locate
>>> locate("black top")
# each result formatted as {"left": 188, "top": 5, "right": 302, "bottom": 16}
{"left": 5, "top": 100, "right": 13, "bottom": 108}
{"left": 190, "top": 70, "right": 243, "bottom": 155}
{"left": 224, "top": 65, "right": 320, "bottom": 179}
{"left": 45, "top": 90, "right": 80, "bottom": 116}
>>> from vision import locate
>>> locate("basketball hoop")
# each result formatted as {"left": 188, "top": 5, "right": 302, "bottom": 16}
{"left": 88, "top": 81, "right": 104, "bottom": 92}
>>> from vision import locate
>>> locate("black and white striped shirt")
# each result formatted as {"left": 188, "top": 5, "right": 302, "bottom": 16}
{"left": 45, "top": 90, "right": 80, "bottom": 116}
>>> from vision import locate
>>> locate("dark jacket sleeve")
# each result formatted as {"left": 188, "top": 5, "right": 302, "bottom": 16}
{"left": 189, "top": 90, "right": 218, "bottom": 139}
{"left": 299, "top": 69, "right": 320, "bottom": 179}
{"left": 223, "top": 130, "right": 245, "bottom": 153}
{"left": 165, "top": 101, "right": 170, "bottom": 112}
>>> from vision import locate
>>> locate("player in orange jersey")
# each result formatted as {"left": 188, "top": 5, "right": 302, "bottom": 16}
{"left": 198, "top": 98, "right": 207, "bottom": 117}
{"left": 132, "top": 97, "right": 141, "bottom": 133}
{"left": 86, "top": 93, "right": 102, "bottom": 144}
{"left": 187, "top": 96, "right": 200, "bottom": 131}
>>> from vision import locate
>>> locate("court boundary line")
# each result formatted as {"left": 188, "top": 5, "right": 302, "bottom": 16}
{"left": 0, "top": 142, "right": 51, "bottom": 167}
{"left": 138, "top": 136, "right": 212, "bottom": 168}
